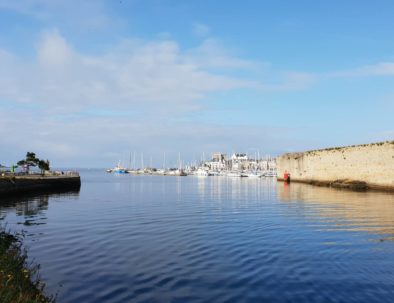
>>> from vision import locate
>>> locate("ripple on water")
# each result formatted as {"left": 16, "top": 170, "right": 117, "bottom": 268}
{"left": 1, "top": 173, "right": 394, "bottom": 303}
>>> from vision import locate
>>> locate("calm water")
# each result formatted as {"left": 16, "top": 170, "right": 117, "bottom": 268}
{"left": 1, "top": 170, "right": 394, "bottom": 303}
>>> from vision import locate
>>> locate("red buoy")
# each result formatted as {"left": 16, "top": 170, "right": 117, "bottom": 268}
{"left": 284, "top": 171, "right": 291, "bottom": 183}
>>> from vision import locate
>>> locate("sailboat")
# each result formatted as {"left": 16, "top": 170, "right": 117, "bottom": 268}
{"left": 174, "top": 153, "right": 187, "bottom": 176}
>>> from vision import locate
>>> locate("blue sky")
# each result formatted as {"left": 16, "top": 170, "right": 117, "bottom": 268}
{"left": 0, "top": 0, "right": 393, "bottom": 168}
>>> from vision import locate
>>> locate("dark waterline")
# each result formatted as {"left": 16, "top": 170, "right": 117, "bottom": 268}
{"left": 1, "top": 170, "right": 394, "bottom": 303}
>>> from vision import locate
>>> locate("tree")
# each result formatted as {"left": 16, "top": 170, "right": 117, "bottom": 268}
{"left": 17, "top": 152, "right": 40, "bottom": 173}
{"left": 38, "top": 159, "right": 50, "bottom": 175}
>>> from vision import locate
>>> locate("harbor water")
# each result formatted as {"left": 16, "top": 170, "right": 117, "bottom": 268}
{"left": 1, "top": 170, "right": 394, "bottom": 303}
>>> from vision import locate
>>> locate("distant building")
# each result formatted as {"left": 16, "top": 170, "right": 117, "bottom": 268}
{"left": 230, "top": 153, "right": 248, "bottom": 170}
{"left": 258, "top": 158, "right": 277, "bottom": 171}
{"left": 207, "top": 153, "right": 226, "bottom": 170}
{"left": 198, "top": 152, "right": 276, "bottom": 172}
{"left": 212, "top": 153, "right": 226, "bottom": 162}
{"left": 231, "top": 153, "right": 248, "bottom": 161}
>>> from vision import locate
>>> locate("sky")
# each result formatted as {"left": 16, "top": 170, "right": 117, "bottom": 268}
{"left": 0, "top": 0, "right": 393, "bottom": 168}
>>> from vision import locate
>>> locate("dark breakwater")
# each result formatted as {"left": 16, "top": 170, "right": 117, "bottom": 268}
{"left": 0, "top": 175, "right": 81, "bottom": 196}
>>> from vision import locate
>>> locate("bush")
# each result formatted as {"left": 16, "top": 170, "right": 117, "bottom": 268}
{"left": 0, "top": 228, "right": 55, "bottom": 303}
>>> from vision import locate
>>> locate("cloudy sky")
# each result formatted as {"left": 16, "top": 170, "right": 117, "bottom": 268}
{"left": 0, "top": 0, "right": 393, "bottom": 168}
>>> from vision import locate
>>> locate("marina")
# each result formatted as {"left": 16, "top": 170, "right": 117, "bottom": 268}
{"left": 106, "top": 152, "right": 278, "bottom": 178}
{"left": 1, "top": 2, "right": 394, "bottom": 302}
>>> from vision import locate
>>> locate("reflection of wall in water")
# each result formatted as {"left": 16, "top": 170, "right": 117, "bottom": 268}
{"left": 0, "top": 190, "right": 80, "bottom": 219}
{"left": 277, "top": 182, "right": 394, "bottom": 239}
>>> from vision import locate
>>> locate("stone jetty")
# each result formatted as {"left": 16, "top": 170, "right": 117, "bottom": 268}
{"left": 0, "top": 173, "right": 81, "bottom": 195}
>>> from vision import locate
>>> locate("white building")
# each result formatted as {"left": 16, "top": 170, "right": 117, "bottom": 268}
{"left": 230, "top": 153, "right": 248, "bottom": 170}
{"left": 207, "top": 153, "right": 226, "bottom": 170}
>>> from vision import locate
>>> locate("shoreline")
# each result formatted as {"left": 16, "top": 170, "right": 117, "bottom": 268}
{"left": 0, "top": 228, "right": 54, "bottom": 302}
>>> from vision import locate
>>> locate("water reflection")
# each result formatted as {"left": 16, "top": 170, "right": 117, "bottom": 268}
{"left": 277, "top": 182, "right": 394, "bottom": 241}
{"left": 1, "top": 173, "right": 394, "bottom": 303}
{"left": 195, "top": 176, "right": 276, "bottom": 204}
{"left": 0, "top": 189, "right": 80, "bottom": 225}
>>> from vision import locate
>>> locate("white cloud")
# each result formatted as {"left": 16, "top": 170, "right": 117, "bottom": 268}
{"left": 359, "top": 62, "right": 394, "bottom": 76}
{"left": 259, "top": 72, "right": 316, "bottom": 91}
{"left": 0, "top": 48, "right": 13, "bottom": 61}
{"left": 0, "top": 108, "right": 290, "bottom": 167}
{"left": 0, "top": 0, "right": 112, "bottom": 29}
{"left": 193, "top": 23, "right": 211, "bottom": 37}
{"left": 0, "top": 29, "right": 260, "bottom": 166}
{"left": 0, "top": 29, "right": 315, "bottom": 166}
{"left": 37, "top": 28, "right": 74, "bottom": 66}
{"left": 185, "top": 38, "right": 256, "bottom": 69}
{"left": 330, "top": 62, "right": 394, "bottom": 77}
{"left": 0, "top": 30, "right": 255, "bottom": 114}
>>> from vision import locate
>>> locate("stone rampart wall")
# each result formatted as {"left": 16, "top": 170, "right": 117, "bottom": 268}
{"left": 277, "top": 141, "right": 394, "bottom": 190}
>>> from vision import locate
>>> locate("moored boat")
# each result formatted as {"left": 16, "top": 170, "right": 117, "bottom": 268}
{"left": 111, "top": 162, "right": 129, "bottom": 174}
{"left": 196, "top": 168, "right": 211, "bottom": 176}
{"left": 246, "top": 172, "right": 262, "bottom": 178}
{"left": 226, "top": 171, "right": 242, "bottom": 177}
